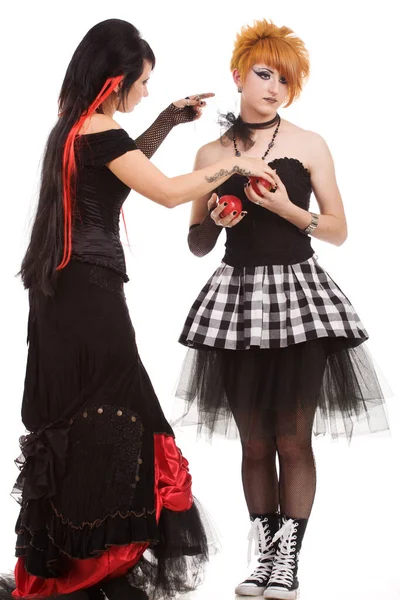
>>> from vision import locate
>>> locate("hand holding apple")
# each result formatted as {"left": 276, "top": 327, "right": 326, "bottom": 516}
{"left": 249, "top": 177, "right": 273, "bottom": 196}
{"left": 218, "top": 195, "right": 243, "bottom": 218}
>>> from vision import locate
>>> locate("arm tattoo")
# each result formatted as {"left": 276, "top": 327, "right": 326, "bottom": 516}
{"left": 205, "top": 165, "right": 252, "bottom": 183}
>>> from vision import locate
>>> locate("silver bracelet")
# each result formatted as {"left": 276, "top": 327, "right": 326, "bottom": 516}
{"left": 301, "top": 212, "right": 319, "bottom": 235}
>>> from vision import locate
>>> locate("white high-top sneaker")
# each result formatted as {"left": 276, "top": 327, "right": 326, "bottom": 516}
{"left": 263, "top": 516, "right": 308, "bottom": 600}
{"left": 235, "top": 513, "right": 281, "bottom": 596}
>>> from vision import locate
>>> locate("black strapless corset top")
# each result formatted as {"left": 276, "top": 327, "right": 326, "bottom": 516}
{"left": 216, "top": 157, "right": 314, "bottom": 267}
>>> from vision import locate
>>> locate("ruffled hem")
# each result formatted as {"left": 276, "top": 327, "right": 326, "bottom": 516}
{"left": 8, "top": 499, "right": 212, "bottom": 600}
{"left": 11, "top": 543, "right": 147, "bottom": 598}
{"left": 15, "top": 506, "right": 159, "bottom": 573}
{"left": 10, "top": 435, "right": 212, "bottom": 599}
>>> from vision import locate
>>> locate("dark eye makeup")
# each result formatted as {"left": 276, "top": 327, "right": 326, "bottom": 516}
{"left": 252, "top": 68, "right": 288, "bottom": 85}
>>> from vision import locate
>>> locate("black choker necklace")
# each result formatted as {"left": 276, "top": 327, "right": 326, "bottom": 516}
{"left": 233, "top": 115, "right": 281, "bottom": 158}
{"left": 237, "top": 113, "right": 280, "bottom": 130}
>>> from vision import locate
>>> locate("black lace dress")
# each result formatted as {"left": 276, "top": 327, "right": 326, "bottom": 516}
{"left": 10, "top": 106, "right": 210, "bottom": 600}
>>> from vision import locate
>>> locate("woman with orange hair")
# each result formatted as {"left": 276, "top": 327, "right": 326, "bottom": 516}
{"left": 176, "top": 19, "right": 388, "bottom": 599}
{"left": 0, "top": 18, "right": 272, "bottom": 600}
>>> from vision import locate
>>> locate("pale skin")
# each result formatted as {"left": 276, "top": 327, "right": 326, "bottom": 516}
{"left": 191, "top": 63, "right": 347, "bottom": 246}
{"left": 79, "top": 60, "right": 276, "bottom": 209}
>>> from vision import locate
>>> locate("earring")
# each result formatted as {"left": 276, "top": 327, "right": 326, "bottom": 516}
{"left": 238, "top": 87, "right": 242, "bottom": 93}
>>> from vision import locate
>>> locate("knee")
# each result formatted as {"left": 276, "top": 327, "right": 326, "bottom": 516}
{"left": 276, "top": 436, "right": 313, "bottom": 464}
{"left": 242, "top": 438, "right": 276, "bottom": 462}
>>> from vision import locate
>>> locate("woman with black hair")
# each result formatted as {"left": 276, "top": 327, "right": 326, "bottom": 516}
{"left": 0, "top": 18, "right": 272, "bottom": 600}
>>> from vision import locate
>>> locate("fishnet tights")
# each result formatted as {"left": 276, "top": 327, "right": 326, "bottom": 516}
{"left": 235, "top": 406, "right": 316, "bottom": 519}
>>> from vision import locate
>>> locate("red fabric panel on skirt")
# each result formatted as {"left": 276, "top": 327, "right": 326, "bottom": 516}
{"left": 12, "top": 434, "right": 193, "bottom": 598}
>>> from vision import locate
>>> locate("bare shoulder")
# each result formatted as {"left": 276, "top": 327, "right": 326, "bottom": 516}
{"left": 292, "top": 123, "right": 332, "bottom": 161}
{"left": 303, "top": 129, "right": 329, "bottom": 149}
{"left": 194, "top": 138, "right": 224, "bottom": 169}
{"left": 302, "top": 130, "right": 334, "bottom": 168}
{"left": 79, "top": 113, "right": 122, "bottom": 135}
{"left": 283, "top": 120, "right": 326, "bottom": 144}
{"left": 299, "top": 130, "right": 336, "bottom": 181}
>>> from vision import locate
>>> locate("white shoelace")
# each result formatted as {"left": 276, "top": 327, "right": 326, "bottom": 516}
{"left": 244, "top": 518, "right": 276, "bottom": 584}
{"left": 268, "top": 519, "right": 298, "bottom": 588}
{"left": 245, "top": 561, "right": 274, "bottom": 584}
{"left": 247, "top": 518, "right": 273, "bottom": 563}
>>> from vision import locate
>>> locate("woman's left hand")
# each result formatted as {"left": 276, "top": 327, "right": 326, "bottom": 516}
{"left": 244, "top": 170, "right": 293, "bottom": 216}
{"left": 172, "top": 92, "right": 215, "bottom": 121}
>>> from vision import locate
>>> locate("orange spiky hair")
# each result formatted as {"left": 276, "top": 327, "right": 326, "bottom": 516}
{"left": 230, "top": 19, "right": 310, "bottom": 106}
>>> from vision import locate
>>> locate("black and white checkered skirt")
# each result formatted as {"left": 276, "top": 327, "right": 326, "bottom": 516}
{"left": 175, "top": 256, "right": 389, "bottom": 440}
{"left": 179, "top": 256, "right": 367, "bottom": 350}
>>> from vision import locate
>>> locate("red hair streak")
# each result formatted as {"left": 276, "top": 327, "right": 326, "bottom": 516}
{"left": 57, "top": 75, "right": 124, "bottom": 271}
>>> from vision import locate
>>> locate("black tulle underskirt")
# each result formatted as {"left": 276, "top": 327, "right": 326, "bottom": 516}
{"left": 127, "top": 500, "right": 216, "bottom": 599}
{"left": 174, "top": 337, "right": 389, "bottom": 441}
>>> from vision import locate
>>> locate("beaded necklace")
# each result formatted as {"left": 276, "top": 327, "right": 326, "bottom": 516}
{"left": 233, "top": 114, "right": 281, "bottom": 159}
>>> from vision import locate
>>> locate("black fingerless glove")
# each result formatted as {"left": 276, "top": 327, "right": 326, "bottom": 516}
{"left": 135, "top": 104, "right": 196, "bottom": 158}
{"left": 188, "top": 212, "right": 222, "bottom": 257}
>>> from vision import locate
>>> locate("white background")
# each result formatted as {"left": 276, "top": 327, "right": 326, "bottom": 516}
{"left": 1, "top": 1, "right": 399, "bottom": 598}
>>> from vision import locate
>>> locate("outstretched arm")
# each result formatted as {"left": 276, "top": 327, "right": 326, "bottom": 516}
{"left": 84, "top": 114, "right": 278, "bottom": 209}
{"left": 135, "top": 93, "right": 214, "bottom": 158}
{"left": 135, "top": 104, "right": 192, "bottom": 158}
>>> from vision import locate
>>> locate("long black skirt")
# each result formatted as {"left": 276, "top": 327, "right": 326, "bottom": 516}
{"left": 10, "top": 262, "right": 209, "bottom": 599}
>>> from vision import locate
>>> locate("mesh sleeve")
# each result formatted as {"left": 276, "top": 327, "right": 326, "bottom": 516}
{"left": 135, "top": 103, "right": 196, "bottom": 159}
{"left": 188, "top": 213, "right": 222, "bottom": 257}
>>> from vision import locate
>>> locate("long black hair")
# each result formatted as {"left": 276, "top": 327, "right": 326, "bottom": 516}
{"left": 20, "top": 19, "right": 155, "bottom": 296}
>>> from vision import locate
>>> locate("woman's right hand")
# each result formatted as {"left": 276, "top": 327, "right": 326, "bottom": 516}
{"left": 208, "top": 193, "right": 247, "bottom": 228}
{"left": 234, "top": 157, "right": 279, "bottom": 188}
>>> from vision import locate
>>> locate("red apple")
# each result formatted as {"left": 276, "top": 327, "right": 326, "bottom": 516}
{"left": 218, "top": 195, "right": 243, "bottom": 218}
{"left": 249, "top": 177, "right": 272, "bottom": 195}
